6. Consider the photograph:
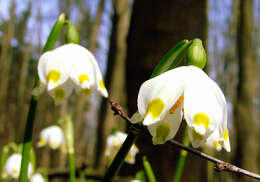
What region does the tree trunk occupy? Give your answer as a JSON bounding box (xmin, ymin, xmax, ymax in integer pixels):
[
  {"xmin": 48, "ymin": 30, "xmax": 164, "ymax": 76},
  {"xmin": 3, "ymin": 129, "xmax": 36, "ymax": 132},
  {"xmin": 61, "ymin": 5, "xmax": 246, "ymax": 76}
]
[
  {"xmin": 74, "ymin": 0, "xmax": 105, "ymax": 167},
  {"xmin": 125, "ymin": 0, "xmax": 207, "ymax": 181},
  {"xmin": 0, "ymin": 1, "xmax": 15, "ymax": 140},
  {"xmin": 234, "ymin": 0, "xmax": 259, "ymax": 181},
  {"xmin": 94, "ymin": 0, "xmax": 131, "ymax": 169}
]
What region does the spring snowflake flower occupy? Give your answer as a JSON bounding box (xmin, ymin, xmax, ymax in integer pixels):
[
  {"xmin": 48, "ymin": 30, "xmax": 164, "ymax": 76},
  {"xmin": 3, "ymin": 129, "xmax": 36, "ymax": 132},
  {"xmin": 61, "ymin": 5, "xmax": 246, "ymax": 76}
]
[
  {"xmin": 32, "ymin": 43, "xmax": 108, "ymax": 102},
  {"xmin": 3, "ymin": 154, "xmax": 33, "ymax": 179},
  {"xmin": 105, "ymin": 131, "xmax": 139, "ymax": 164},
  {"xmin": 31, "ymin": 173, "xmax": 45, "ymax": 182},
  {"xmin": 131, "ymin": 66, "xmax": 230, "ymax": 151},
  {"xmin": 37, "ymin": 126, "xmax": 65, "ymax": 150}
]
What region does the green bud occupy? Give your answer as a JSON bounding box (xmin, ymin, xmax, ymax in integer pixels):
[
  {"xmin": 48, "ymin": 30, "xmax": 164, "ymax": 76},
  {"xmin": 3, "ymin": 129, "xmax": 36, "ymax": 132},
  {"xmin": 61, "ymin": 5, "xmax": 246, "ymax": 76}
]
[
  {"xmin": 65, "ymin": 22, "xmax": 79, "ymax": 44},
  {"xmin": 185, "ymin": 38, "xmax": 206, "ymax": 69}
]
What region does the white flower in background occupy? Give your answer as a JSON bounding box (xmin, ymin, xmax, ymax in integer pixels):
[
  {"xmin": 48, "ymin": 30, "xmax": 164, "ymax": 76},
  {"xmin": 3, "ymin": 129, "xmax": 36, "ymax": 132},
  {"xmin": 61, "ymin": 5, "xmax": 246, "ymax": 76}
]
[
  {"xmin": 3, "ymin": 153, "xmax": 33, "ymax": 179},
  {"xmin": 31, "ymin": 173, "xmax": 45, "ymax": 182},
  {"xmin": 131, "ymin": 66, "xmax": 230, "ymax": 151},
  {"xmin": 105, "ymin": 131, "xmax": 139, "ymax": 164},
  {"xmin": 37, "ymin": 126, "xmax": 65, "ymax": 150},
  {"xmin": 131, "ymin": 180, "xmax": 142, "ymax": 182},
  {"xmin": 32, "ymin": 43, "xmax": 108, "ymax": 103}
]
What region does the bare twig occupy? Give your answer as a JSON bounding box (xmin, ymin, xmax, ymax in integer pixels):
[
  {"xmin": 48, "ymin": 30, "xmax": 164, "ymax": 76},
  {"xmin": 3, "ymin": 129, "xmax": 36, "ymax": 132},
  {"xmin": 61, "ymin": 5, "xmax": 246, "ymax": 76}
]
[{"xmin": 109, "ymin": 99, "xmax": 260, "ymax": 180}]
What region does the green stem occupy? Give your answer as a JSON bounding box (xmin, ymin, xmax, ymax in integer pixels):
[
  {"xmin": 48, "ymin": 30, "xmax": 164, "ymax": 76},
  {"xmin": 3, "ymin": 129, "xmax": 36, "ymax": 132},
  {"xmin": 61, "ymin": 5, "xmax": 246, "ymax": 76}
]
[
  {"xmin": 143, "ymin": 156, "xmax": 156, "ymax": 182},
  {"xmin": 18, "ymin": 98, "xmax": 37, "ymax": 182},
  {"xmin": 19, "ymin": 13, "xmax": 66, "ymax": 182},
  {"xmin": 68, "ymin": 153, "xmax": 76, "ymax": 182},
  {"xmin": 172, "ymin": 127, "xmax": 189, "ymax": 182},
  {"xmin": 102, "ymin": 132, "xmax": 137, "ymax": 182},
  {"xmin": 64, "ymin": 116, "xmax": 76, "ymax": 182}
]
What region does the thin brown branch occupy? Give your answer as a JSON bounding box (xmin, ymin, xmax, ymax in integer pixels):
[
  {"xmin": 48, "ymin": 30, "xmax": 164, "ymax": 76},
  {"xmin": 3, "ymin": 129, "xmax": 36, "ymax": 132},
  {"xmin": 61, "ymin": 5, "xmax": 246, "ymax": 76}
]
[{"xmin": 109, "ymin": 99, "xmax": 260, "ymax": 180}]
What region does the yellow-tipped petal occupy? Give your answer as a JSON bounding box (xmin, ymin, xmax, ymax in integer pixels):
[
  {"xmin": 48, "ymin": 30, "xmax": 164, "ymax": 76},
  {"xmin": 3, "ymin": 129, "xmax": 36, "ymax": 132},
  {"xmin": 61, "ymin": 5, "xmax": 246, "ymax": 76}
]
[{"xmin": 47, "ymin": 70, "xmax": 61, "ymax": 83}]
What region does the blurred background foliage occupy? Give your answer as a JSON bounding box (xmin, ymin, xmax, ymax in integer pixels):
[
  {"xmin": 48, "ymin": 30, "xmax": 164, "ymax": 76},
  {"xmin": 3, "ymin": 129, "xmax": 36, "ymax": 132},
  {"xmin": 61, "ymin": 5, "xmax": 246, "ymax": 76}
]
[{"xmin": 0, "ymin": 0, "xmax": 260, "ymax": 181}]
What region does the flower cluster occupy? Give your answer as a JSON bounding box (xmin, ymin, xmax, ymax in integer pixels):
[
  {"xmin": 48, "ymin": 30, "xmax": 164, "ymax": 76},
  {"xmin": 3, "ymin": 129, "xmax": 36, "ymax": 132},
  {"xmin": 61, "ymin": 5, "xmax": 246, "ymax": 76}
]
[
  {"xmin": 2, "ymin": 153, "xmax": 33, "ymax": 179},
  {"xmin": 37, "ymin": 126, "xmax": 66, "ymax": 150},
  {"xmin": 131, "ymin": 66, "xmax": 230, "ymax": 152},
  {"xmin": 105, "ymin": 131, "xmax": 139, "ymax": 164},
  {"xmin": 32, "ymin": 43, "xmax": 108, "ymax": 103}
]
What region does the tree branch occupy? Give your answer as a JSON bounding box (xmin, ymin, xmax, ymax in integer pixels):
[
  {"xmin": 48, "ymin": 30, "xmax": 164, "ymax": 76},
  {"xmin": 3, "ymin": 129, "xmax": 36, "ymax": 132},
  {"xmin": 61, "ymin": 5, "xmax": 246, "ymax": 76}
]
[{"xmin": 108, "ymin": 99, "xmax": 260, "ymax": 180}]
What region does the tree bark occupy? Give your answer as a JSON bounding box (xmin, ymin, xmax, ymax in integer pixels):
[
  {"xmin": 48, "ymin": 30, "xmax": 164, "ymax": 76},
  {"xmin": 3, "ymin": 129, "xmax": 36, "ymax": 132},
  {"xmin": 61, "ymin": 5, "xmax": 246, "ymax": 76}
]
[
  {"xmin": 125, "ymin": 0, "xmax": 207, "ymax": 181},
  {"xmin": 94, "ymin": 0, "xmax": 131, "ymax": 169},
  {"xmin": 234, "ymin": 0, "xmax": 259, "ymax": 181}
]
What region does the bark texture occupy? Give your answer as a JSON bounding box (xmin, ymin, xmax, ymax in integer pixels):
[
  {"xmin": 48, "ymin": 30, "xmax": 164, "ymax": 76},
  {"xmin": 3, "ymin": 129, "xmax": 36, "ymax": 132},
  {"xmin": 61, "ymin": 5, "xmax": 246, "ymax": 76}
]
[{"xmin": 235, "ymin": 0, "xmax": 259, "ymax": 181}]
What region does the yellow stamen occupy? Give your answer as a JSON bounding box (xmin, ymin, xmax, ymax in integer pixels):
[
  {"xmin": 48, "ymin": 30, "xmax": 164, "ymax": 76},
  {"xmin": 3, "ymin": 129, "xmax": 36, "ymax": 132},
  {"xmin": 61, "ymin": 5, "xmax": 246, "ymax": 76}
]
[
  {"xmin": 214, "ymin": 141, "xmax": 220, "ymax": 149},
  {"xmin": 38, "ymin": 138, "xmax": 46, "ymax": 147},
  {"xmin": 54, "ymin": 87, "xmax": 65, "ymax": 101},
  {"xmin": 170, "ymin": 94, "xmax": 184, "ymax": 114},
  {"xmin": 193, "ymin": 113, "xmax": 210, "ymax": 129},
  {"xmin": 222, "ymin": 128, "xmax": 229, "ymax": 141},
  {"xmin": 155, "ymin": 123, "xmax": 170, "ymax": 142},
  {"xmin": 99, "ymin": 80, "xmax": 105, "ymax": 89},
  {"xmin": 50, "ymin": 142, "xmax": 57, "ymax": 149},
  {"xmin": 79, "ymin": 74, "xmax": 90, "ymax": 84},
  {"xmin": 146, "ymin": 98, "xmax": 165, "ymax": 119},
  {"xmin": 47, "ymin": 70, "xmax": 61, "ymax": 83},
  {"xmin": 12, "ymin": 169, "xmax": 19, "ymax": 175}
]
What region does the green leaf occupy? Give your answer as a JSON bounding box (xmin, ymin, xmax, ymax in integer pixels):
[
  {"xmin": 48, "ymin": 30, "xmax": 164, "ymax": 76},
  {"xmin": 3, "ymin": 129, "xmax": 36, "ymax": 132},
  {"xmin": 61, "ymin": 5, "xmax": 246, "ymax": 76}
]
[
  {"xmin": 143, "ymin": 156, "xmax": 156, "ymax": 182},
  {"xmin": 150, "ymin": 39, "xmax": 192, "ymax": 78},
  {"xmin": 136, "ymin": 170, "xmax": 147, "ymax": 182},
  {"xmin": 42, "ymin": 13, "xmax": 66, "ymax": 53}
]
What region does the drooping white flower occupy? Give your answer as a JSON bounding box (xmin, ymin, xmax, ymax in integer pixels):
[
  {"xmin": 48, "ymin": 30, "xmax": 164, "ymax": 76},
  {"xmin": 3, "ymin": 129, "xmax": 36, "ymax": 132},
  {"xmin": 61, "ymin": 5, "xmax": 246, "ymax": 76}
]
[
  {"xmin": 33, "ymin": 43, "xmax": 108, "ymax": 102},
  {"xmin": 31, "ymin": 173, "xmax": 45, "ymax": 182},
  {"xmin": 133, "ymin": 66, "xmax": 231, "ymax": 151},
  {"xmin": 3, "ymin": 153, "xmax": 33, "ymax": 179},
  {"xmin": 105, "ymin": 131, "xmax": 139, "ymax": 164},
  {"xmin": 37, "ymin": 126, "xmax": 65, "ymax": 150}
]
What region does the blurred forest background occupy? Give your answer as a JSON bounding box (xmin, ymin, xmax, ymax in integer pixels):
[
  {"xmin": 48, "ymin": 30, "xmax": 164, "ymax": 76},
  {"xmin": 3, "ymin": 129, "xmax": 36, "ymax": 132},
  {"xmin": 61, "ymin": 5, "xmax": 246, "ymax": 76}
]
[{"xmin": 0, "ymin": 0, "xmax": 260, "ymax": 181}]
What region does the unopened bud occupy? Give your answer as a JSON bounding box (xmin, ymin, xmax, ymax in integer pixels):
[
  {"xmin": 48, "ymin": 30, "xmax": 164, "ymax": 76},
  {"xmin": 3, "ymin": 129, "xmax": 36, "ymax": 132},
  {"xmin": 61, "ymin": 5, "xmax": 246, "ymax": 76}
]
[
  {"xmin": 65, "ymin": 22, "xmax": 79, "ymax": 44},
  {"xmin": 185, "ymin": 38, "xmax": 206, "ymax": 69}
]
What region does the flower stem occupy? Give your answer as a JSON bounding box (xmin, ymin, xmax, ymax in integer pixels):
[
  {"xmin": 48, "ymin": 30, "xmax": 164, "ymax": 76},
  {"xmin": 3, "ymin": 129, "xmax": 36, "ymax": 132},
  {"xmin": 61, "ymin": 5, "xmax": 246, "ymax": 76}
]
[
  {"xmin": 68, "ymin": 153, "xmax": 76, "ymax": 182},
  {"xmin": 102, "ymin": 131, "xmax": 137, "ymax": 182},
  {"xmin": 172, "ymin": 127, "xmax": 189, "ymax": 182},
  {"xmin": 143, "ymin": 156, "xmax": 156, "ymax": 182},
  {"xmin": 19, "ymin": 98, "xmax": 37, "ymax": 182},
  {"xmin": 64, "ymin": 115, "xmax": 76, "ymax": 182},
  {"xmin": 18, "ymin": 13, "xmax": 66, "ymax": 182}
]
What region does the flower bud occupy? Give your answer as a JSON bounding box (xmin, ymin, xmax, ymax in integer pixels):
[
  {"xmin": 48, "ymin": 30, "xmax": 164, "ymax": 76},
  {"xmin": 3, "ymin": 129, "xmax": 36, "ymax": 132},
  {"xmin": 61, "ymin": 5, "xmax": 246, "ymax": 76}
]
[
  {"xmin": 65, "ymin": 22, "xmax": 79, "ymax": 44},
  {"xmin": 185, "ymin": 38, "xmax": 206, "ymax": 69}
]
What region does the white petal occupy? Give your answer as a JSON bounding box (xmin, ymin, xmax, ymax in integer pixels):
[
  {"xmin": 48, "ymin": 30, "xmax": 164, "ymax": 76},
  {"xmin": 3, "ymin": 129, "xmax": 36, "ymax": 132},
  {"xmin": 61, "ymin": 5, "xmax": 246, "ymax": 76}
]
[
  {"xmin": 184, "ymin": 77, "xmax": 224, "ymax": 137},
  {"xmin": 31, "ymin": 173, "xmax": 45, "ymax": 182},
  {"xmin": 148, "ymin": 101, "xmax": 183, "ymax": 144},
  {"xmin": 38, "ymin": 47, "xmax": 72, "ymax": 90},
  {"xmin": 137, "ymin": 67, "xmax": 189, "ymax": 126},
  {"xmin": 47, "ymin": 81, "xmax": 74, "ymax": 103}
]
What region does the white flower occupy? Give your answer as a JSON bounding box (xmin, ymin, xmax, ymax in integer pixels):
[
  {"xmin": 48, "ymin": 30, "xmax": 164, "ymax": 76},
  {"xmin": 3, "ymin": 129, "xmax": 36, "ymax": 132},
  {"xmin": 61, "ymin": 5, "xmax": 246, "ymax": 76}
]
[
  {"xmin": 31, "ymin": 173, "xmax": 45, "ymax": 182},
  {"xmin": 105, "ymin": 131, "xmax": 139, "ymax": 164},
  {"xmin": 37, "ymin": 126, "xmax": 65, "ymax": 150},
  {"xmin": 3, "ymin": 154, "xmax": 33, "ymax": 179},
  {"xmin": 33, "ymin": 43, "xmax": 108, "ymax": 102},
  {"xmin": 132, "ymin": 66, "xmax": 230, "ymax": 151}
]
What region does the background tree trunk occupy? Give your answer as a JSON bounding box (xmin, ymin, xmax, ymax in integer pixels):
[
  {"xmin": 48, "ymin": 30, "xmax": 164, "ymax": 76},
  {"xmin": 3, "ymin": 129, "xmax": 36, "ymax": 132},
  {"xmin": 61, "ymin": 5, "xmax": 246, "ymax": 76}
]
[
  {"xmin": 234, "ymin": 0, "xmax": 259, "ymax": 181},
  {"xmin": 95, "ymin": 0, "xmax": 131, "ymax": 169},
  {"xmin": 125, "ymin": 0, "xmax": 207, "ymax": 181}
]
